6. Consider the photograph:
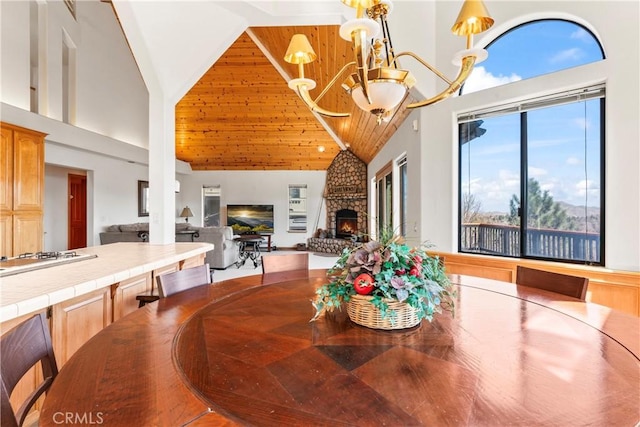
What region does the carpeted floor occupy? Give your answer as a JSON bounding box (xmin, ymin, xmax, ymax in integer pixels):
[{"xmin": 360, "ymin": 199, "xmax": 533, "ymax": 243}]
[{"xmin": 212, "ymin": 250, "xmax": 339, "ymax": 283}]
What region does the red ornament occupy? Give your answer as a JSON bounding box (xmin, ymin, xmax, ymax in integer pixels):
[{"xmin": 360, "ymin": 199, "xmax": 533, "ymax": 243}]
[{"xmin": 353, "ymin": 273, "xmax": 375, "ymax": 295}]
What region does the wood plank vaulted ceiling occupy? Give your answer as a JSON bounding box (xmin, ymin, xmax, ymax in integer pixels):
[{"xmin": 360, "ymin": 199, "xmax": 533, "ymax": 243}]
[{"xmin": 175, "ymin": 26, "xmax": 418, "ymax": 171}]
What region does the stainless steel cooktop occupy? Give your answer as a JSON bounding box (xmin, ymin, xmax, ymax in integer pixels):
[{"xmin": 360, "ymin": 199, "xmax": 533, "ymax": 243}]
[{"xmin": 0, "ymin": 251, "xmax": 98, "ymax": 277}]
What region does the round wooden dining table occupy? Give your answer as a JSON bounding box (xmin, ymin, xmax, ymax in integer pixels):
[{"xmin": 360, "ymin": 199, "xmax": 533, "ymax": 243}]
[{"xmin": 40, "ymin": 270, "xmax": 639, "ymax": 426}]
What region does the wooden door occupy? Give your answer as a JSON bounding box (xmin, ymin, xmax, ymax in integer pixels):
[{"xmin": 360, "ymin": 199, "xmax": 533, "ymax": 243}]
[{"xmin": 68, "ymin": 174, "xmax": 87, "ymax": 249}]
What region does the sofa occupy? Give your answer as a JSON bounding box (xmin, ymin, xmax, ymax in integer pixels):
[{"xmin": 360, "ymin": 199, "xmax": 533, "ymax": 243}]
[{"xmin": 99, "ymin": 223, "xmax": 240, "ymax": 269}]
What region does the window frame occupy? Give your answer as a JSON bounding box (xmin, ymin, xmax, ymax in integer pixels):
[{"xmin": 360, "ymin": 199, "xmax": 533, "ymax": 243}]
[
  {"xmin": 202, "ymin": 185, "xmax": 221, "ymax": 227},
  {"xmin": 374, "ymin": 162, "xmax": 393, "ymax": 239},
  {"xmin": 457, "ymin": 87, "xmax": 606, "ymax": 266},
  {"xmin": 287, "ymin": 184, "xmax": 308, "ymax": 233}
]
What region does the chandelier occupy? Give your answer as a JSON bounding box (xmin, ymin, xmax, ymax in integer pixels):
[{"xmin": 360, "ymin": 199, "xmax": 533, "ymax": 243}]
[{"xmin": 284, "ymin": 0, "xmax": 494, "ymax": 124}]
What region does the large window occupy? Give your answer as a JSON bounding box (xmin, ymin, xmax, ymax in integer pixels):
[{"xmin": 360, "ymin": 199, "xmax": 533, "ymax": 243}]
[
  {"xmin": 459, "ymin": 86, "xmax": 604, "ymax": 264},
  {"xmin": 202, "ymin": 186, "xmax": 221, "ymax": 227},
  {"xmin": 398, "ymin": 156, "xmax": 407, "ymax": 237},
  {"xmin": 462, "ymin": 20, "xmax": 604, "ymax": 95},
  {"xmin": 375, "ymin": 163, "xmax": 393, "ymax": 238},
  {"xmin": 288, "ymin": 184, "xmax": 307, "ymax": 232},
  {"xmin": 458, "ymin": 19, "xmax": 605, "ymax": 265}
]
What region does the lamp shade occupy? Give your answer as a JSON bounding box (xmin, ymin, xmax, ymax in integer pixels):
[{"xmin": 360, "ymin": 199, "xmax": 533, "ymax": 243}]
[
  {"xmin": 451, "ymin": 0, "xmax": 494, "ymax": 36},
  {"xmin": 343, "ymin": 68, "xmax": 415, "ymax": 114},
  {"xmin": 284, "ymin": 34, "xmax": 317, "ymax": 64},
  {"xmin": 180, "ymin": 206, "xmax": 194, "ymax": 222},
  {"xmin": 341, "ymin": 0, "xmax": 375, "ymax": 9}
]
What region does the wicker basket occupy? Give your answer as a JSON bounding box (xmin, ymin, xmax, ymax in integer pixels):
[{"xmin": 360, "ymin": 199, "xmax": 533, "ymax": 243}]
[{"xmin": 346, "ymin": 294, "xmax": 421, "ymax": 330}]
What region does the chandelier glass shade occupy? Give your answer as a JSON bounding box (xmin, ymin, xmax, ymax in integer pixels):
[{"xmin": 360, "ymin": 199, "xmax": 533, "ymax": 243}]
[{"xmin": 284, "ymin": 0, "xmax": 494, "ymax": 124}]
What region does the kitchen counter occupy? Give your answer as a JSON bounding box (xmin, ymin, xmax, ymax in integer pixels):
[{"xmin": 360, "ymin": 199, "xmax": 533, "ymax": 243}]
[{"xmin": 0, "ymin": 242, "xmax": 213, "ymax": 322}]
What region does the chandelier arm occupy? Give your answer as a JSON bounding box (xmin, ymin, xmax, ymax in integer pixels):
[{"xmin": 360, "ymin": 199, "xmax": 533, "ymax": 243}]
[
  {"xmin": 391, "ymin": 52, "xmax": 454, "ymax": 86},
  {"xmin": 381, "ymin": 15, "xmax": 395, "ymax": 69},
  {"xmin": 313, "ymin": 61, "xmax": 358, "ymax": 104},
  {"xmin": 293, "ymin": 83, "xmax": 350, "ymax": 118},
  {"xmin": 353, "ymin": 28, "xmax": 372, "ymax": 104},
  {"xmin": 407, "ymin": 56, "xmax": 477, "ymax": 109}
]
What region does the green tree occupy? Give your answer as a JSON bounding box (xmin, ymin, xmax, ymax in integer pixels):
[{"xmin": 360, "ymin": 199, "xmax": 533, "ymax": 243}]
[{"xmin": 508, "ymin": 178, "xmax": 577, "ymax": 230}]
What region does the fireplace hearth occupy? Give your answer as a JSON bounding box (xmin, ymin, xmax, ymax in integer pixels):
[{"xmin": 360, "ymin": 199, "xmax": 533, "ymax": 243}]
[{"xmin": 336, "ymin": 209, "xmax": 357, "ymax": 239}]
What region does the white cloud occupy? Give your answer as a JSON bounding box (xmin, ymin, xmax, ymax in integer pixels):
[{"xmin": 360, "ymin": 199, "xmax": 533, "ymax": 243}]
[
  {"xmin": 462, "ymin": 66, "xmax": 521, "ymax": 94},
  {"xmin": 549, "ymin": 48, "xmax": 583, "ymax": 64},
  {"xmin": 528, "ymin": 166, "xmax": 548, "ymax": 178},
  {"xmin": 575, "ymin": 179, "xmax": 600, "ymax": 197},
  {"xmin": 572, "ymin": 117, "xmax": 591, "ymax": 130},
  {"xmin": 498, "ymin": 169, "xmax": 520, "ymax": 188},
  {"xmin": 566, "ymin": 157, "xmax": 581, "ymax": 165},
  {"xmin": 570, "ymin": 28, "xmax": 590, "ymax": 42}
]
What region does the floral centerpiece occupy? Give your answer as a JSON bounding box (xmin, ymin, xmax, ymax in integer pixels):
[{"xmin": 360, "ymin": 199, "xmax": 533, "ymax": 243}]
[{"xmin": 311, "ymin": 233, "xmax": 455, "ymax": 329}]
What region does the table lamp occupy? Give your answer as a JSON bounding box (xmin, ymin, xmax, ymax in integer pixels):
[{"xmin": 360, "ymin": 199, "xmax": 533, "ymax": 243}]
[{"xmin": 180, "ymin": 206, "xmax": 194, "ymax": 223}]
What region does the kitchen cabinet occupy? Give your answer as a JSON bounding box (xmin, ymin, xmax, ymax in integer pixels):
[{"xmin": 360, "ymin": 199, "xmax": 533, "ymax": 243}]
[
  {"xmin": 0, "ymin": 243, "xmax": 211, "ymax": 423},
  {"xmin": 51, "ymin": 287, "xmax": 112, "ymax": 366},
  {"xmin": 112, "ymin": 272, "xmax": 152, "ymax": 320},
  {"xmin": 0, "ymin": 122, "xmax": 46, "ymax": 257}
]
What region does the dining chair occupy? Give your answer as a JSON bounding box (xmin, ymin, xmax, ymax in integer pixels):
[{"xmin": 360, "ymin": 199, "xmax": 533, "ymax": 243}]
[
  {"xmin": 157, "ymin": 263, "xmax": 212, "ymax": 298},
  {"xmin": 1, "ymin": 312, "xmax": 59, "ymax": 427},
  {"xmin": 516, "ymin": 266, "xmax": 589, "ymax": 300},
  {"xmin": 261, "ymin": 252, "xmax": 309, "ymax": 274}
]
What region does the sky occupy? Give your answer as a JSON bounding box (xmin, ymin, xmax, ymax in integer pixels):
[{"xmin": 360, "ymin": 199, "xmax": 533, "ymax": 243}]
[{"xmin": 459, "ymin": 20, "xmax": 603, "ymax": 214}]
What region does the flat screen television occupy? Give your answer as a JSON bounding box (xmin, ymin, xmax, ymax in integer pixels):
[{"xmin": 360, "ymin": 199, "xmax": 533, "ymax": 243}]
[{"xmin": 226, "ymin": 204, "xmax": 274, "ymax": 234}]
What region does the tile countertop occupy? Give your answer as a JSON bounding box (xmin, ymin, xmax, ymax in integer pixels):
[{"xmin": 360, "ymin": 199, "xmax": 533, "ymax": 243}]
[{"xmin": 0, "ymin": 242, "xmax": 213, "ymax": 323}]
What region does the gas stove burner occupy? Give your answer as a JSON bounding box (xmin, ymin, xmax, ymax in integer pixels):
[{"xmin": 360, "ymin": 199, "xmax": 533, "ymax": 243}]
[
  {"xmin": 16, "ymin": 251, "xmax": 80, "ymax": 260},
  {"xmin": 37, "ymin": 251, "xmax": 61, "ymax": 259},
  {"xmin": 17, "ymin": 252, "xmax": 36, "ymax": 259}
]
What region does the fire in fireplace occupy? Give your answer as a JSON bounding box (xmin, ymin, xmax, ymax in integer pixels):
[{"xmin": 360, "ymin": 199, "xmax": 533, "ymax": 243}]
[{"xmin": 336, "ymin": 209, "xmax": 358, "ymax": 239}]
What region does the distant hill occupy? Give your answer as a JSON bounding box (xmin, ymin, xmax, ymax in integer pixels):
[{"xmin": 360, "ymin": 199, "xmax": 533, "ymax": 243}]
[
  {"xmin": 476, "ymin": 201, "xmax": 600, "ymax": 233},
  {"xmin": 557, "ymin": 201, "xmax": 600, "ymax": 219}
]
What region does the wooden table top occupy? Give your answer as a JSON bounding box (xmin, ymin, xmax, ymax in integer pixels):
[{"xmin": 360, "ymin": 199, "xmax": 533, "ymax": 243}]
[{"xmin": 40, "ymin": 271, "xmax": 640, "ymax": 426}]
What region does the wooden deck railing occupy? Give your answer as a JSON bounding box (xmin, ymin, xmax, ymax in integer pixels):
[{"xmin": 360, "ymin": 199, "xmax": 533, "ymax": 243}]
[{"xmin": 461, "ymin": 223, "xmax": 600, "ymax": 263}]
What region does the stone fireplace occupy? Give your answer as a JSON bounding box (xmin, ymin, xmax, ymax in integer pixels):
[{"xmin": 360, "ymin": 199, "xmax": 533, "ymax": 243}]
[{"xmin": 307, "ymin": 150, "xmax": 368, "ymax": 254}]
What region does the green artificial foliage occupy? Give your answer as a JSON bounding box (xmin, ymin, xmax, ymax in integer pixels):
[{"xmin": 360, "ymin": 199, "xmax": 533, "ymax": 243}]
[{"xmin": 311, "ymin": 232, "xmax": 455, "ymax": 324}]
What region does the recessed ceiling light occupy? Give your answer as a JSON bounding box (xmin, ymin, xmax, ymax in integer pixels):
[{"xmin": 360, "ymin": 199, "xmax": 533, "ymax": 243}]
[{"xmin": 318, "ymin": 145, "xmax": 325, "ymax": 152}]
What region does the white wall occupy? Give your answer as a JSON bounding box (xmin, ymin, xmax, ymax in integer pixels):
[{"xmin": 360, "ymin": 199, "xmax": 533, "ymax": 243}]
[
  {"xmin": 367, "ymin": 110, "xmax": 424, "ymax": 247},
  {"xmin": 370, "ymin": 1, "xmax": 640, "ymax": 271},
  {"xmin": 74, "ymin": 1, "xmax": 148, "ymax": 146},
  {"xmin": 0, "ymin": 0, "xmax": 148, "ymax": 147},
  {"xmin": 45, "ymin": 143, "xmax": 150, "ymax": 248},
  {"xmin": 178, "ymin": 170, "xmax": 328, "ymax": 249}
]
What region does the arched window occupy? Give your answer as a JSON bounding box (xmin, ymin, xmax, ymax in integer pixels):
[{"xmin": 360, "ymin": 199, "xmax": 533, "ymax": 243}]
[
  {"xmin": 457, "ymin": 19, "xmax": 606, "ymax": 266},
  {"xmin": 462, "ymin": 19, "xmax": 604, "ymax": 95}
]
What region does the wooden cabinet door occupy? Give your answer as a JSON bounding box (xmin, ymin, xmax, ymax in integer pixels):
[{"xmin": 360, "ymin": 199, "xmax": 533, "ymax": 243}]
[
  {"xmin": 51, "ymin": 287, "xmax": 112, "ymax": 367},
  {"xmin": 180, "ymin": 253, "xmax": 205, "ymax": 270},
  {"xmin": 0, "ymin": 213, "xmax": 11, "ymax": 257},
  {"xmin": 0, "ymin": 127, "xmax": 12, "ymax": 211},
  {"xmin": 13, "ymin": 211, "xmax": 43, "ymax": 255},
  {"xmin": 112, "ymin": 273, "xmax": 152, "ymax": 320},
  {"xmin": 12, "ymin": 128, "xmax": 44, "ymax": 211}
]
